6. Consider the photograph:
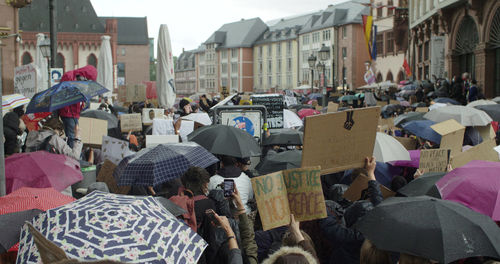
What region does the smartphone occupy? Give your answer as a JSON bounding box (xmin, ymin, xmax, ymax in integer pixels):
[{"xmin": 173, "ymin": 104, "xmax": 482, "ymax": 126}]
[
  {"xmin": 205, "ymin": 209, "xmax": 219, "ymax": 226},
  {"xmin": 223, "ymin": 179, "xmax": 235, "ymax": 197}
]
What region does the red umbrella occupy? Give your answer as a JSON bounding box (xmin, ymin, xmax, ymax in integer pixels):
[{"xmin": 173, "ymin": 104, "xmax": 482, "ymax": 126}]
[
  {"xmin": 21, "ymin": 112, "xmax": 51, "ymax": 131},
  {"xmin": 6, "ymin": 151, "xmax": 83, "ymax": 194},
  {"xmin": 297, "ymin": 108, "xmax": 320, "ymax": 120}
]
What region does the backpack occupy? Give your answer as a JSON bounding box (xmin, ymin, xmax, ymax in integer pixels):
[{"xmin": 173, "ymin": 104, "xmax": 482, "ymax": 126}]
[
  {"xmin": 168, "ymin": 188, "xmax": 207, "ymax": 232},
  {"xmin": 31, "ymin": 135, "xmax": 57, "ymax": 154}
]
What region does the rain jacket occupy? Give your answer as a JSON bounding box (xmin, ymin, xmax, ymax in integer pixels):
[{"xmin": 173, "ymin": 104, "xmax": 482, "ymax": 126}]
[
  {"xmin": 3, "ymin": 112, "xmax": 21, "ymax": 155},
  {"xmin": 25, "ymin": 129, "xmax": 82, "ymax": 160},
  {"xmin": 58, "ymin": 65, "xmax": 97, "ymax": 118},
  {"xmin": 208, "ymin": 166, "xmax": 254, "ymax": 213},
  {"xmin": 238, "ymin": 212, "xmax": 258, "ymax": 264}
]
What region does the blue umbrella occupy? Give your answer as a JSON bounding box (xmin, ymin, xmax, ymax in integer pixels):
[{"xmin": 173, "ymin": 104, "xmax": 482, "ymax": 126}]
[
  {"xmin": 343, "ymin": 162, "xmax": 400, "ymax": 188},
  {"xmin": 402, "ymin": 120, "xmax": 441, "ymax": 144},
  {"xmin": 308, "ymin": 93, "xmax": 322, "ymax": 100},
  {"xmin": 401, "ymin": 84, "xmax": 417, "ymax": 91},
  {"xmin": 115, "ymin": 142, "xmax": 218, "ymax": 187},
  {"xmin": 433, "ymin": 97, "xmax": 460, "ymax": 105},
  {"xmin": 26, "ymin": 81, "xmax": 109, "ymax": 114}
]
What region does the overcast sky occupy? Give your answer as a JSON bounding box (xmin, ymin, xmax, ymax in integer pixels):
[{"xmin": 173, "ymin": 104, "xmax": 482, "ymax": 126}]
[{"xmin": 90, "ymin": 0, "xmax": 350, "ymax": 56}]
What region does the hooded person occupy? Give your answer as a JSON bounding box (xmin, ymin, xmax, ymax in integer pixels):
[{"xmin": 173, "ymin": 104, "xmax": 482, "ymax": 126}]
[
  {"xmin": 177, "ymin": 98, "xmax": 192, "ymax": 117},
  {"xmin": 208, "ymin": 156, "xmax": 254, "ymax": 213},
  {"xmin": 3, "ymin": 106, "xmax": 25, "ymax": 156},
  {"xmin": 58, "ymin": 65, "xmax": 97, "ymax": 148}
]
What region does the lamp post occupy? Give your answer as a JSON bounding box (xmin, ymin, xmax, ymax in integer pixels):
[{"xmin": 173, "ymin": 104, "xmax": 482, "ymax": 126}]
[
  {"xmin": 308, "ymin": 54, "xmax": 316, "ymax": 94},
  {"xmin": 39, "ymin": 37, "xmax": 51, "ymax": 88},
  {"xmin": 318, "ymin": 44, "xmax": 330, "ymax": 108}
]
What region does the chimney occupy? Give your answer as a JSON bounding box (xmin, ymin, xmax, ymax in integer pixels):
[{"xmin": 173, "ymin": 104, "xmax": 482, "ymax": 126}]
[{"xmin": 182, "ymin": 48, "xmax": 185, "ymax": 53}]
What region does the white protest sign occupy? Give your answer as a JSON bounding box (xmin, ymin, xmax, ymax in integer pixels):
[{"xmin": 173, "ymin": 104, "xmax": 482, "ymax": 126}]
[
  {"xmin": 152, "ymin": 119, "xmax": 175, "ymax": 135},
  {"xmin": 101, "ymin": 136, "xmax": 135, "ymax": 165},
  {"xmin": 142, "ymin": 108, "xmax": 165, "ymax": 124},
  {"xmin": 179, "ymin": 120, "xmax": 194, "ymax": 142},
  {"xmin": 14, "ymin": 64, "xmax": 37, "ymax": 98}
]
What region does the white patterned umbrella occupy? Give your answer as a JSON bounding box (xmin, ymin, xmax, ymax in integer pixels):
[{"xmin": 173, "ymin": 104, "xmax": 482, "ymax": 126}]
[
  {"xmin": 2, "ymin": 94, "xmax": 29, "ymax": 111},
  {"xmin": 424, "ymin": 105, "xmax": 492, "ymax": 126},
  {"xmin": 283, "ymin": 109, "xmax": 303, "ymax": 128},
  {"xmin": 373, "ymin": 132, "xmax": 410, "ymax": 163},
  {"xmin": 16, "ymin": 191, "xmax": 207, "ymax": 263}
]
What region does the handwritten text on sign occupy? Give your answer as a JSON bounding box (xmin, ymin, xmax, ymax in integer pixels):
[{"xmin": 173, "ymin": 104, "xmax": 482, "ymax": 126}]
[
  {"xmin": 251, "ymin": 94, "xmax": 284, "ymax": 129},
  {"xmin": 252, "ymin": 166, "xmax": 326, "ymax": 230},
  {"xmin": 419, "ymin": 149, "xmax": 450, "ymax": 173},
  {"xmin": 14, "ymin": 64, "xmax": 37, "ymax": 98}
]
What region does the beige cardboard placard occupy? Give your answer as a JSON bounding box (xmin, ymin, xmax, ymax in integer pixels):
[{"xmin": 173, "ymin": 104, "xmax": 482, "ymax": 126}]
[
  {"xmin": 451, "ymin": 139, "xmax": 500, "ymax": 168},
  {"xmin": 376, "ymin": 101, "xmax": 387, "ymax": 107},
  {"xmin": 476, "ymin": 124, "xmax": 495, "ymax": 140},
  {"xmin": 142, "ymin": 108, "xmax": 165, "ymax": 124},
  {"xmin": 431, "ymin": 119, "xmax": 465, "ymax": 156},
  {"xmin": 252, "ymin": 166, "xmax": 326, "ymax": 231},
  {"xmin": 126, "ymin": 84, "xmax": 146, "ymax": 102},
  {"xmin": 120, "ymin": 113, "xmax": 142, "ymax": 132},
  {"xmin": 315, "ymin": 105, "xmax": 323, "ymax": 111},
  {"xmin": 302, "ymin": 107, "xmax": 380, "ymax": 174},
  {"xmin": 327, "ymin": 102, "xmax": 339, "ymax": 113},
  {"xmin": 419, "ymin": 149, "xmax": 451, "ymax": 173},
  {"xmin": 79, "ymin": 117, "xmax": 108, "ymax": 146},
  {"xmin": 415, "ymin": 107, "xmax": 429, "ymax": 113},
  {"xmin": 343, "ymin": 174, "xmax": 395, "ymax": 201},
  {"xmin": 378, "ymin": 117, "xmax": 396, "ymax": 132},
  {"xmin": 393, "ymin": 136, "xmax": 417, "ymax": 150},
  {"xmin": 97, "ymin": 160, "xmax": 131, "ymax": 195},
  {"xmin": 389, "ymin": 100, "xmax": 399, "ymax": 105}
]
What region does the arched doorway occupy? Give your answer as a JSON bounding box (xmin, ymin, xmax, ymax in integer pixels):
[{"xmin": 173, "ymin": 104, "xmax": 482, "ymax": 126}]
[
  {"xmin": 490, "ymin": 8, "xmax": 500, "ymax": 95},
  {"xmin": 376, "ymin": 73, "xmax": 383, "ymax": 83},
  {"xmin": 397, "ymin": 71, "xmax": 405, "ymax": 83},
  {"xmin": 87, "ymin": 53, "xmax": 97, "ymax": 68},
  {"xmin": 455, "ymin": 16, "xmax": 479, "ymax": 79},
  {"xmin": 386, "ymin": 71, "xmax": 394, "ymax": 82},
  {"xmin": 55, "ymin": 53, "xmax": 65, "ymax": 71},
  {"xmin": 21, "ymin": 52, "xmax": 33, "ymax": 65}
]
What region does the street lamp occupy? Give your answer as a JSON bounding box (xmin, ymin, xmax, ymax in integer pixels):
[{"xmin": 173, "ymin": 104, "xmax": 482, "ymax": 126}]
[
  {"xmin": 308, "ymin": 54, "xmax": 317, "ymax": 94},
  {"xmin": 38, "ymin": 37, "xmax": 51, "ymax": 88},
  {"xmin": 318, "ymin": 44, "xmax": 330, "ymax": 108}
]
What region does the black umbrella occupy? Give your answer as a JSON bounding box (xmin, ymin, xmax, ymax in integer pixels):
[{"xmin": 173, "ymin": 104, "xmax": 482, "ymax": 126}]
[
  {"xmin": 288, "ymin": 104, "xmax": 313, "ymax": 111},
  {"xmin": 474, "ymin": 104, "xmax": 500, "ymax": 122},
  {"xmin": 0, "ymin": 209, "xmax": 43, "ymax": 253},
  {"xmin": 355, "ymin": 196, "xmax": 500, "ymax": 263},
  {"xmin": 155, "ymin": 197, "xmax": 186, "ymax": 217},
  {"xmin": 397, "ymin": 172, "xmax": 444, "ymax": 198},
  {"xmin": 187, "ymin": 124, "xmax": 261, "ymax": 158},
  {"xmin": 113, "ymin": 105, "xmax": 129, "ymax": 113},
  {"xmin": 394, "ymin": 112, "xmax": 426, "ymax": 128},
  {"xmin": 263, "ymin": 129, "xmax": 303, "ymax": 146},
  {"xmin": 381, "ymin": 104, "xmax": 399, "ymax": 116},
  {"xmin": 81, "ymin": 109, "xmax": 119, "ymax": 129},
  {"xmin": 411, "ymin": 102, "xmax": 427, "ymax": 108},
  {"xmin": 255, "ymin": 150, "xmax": 302, "ymax": 175}
]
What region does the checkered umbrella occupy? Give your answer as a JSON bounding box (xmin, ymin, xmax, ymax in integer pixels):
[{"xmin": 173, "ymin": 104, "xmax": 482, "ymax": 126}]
[
  {"xmin": 17, "ymin": 191, "xmax": 207, "ymax": 263},
  {"xmin": 115, "ymin": 142, "xmax": 218, "ymax": 187}
]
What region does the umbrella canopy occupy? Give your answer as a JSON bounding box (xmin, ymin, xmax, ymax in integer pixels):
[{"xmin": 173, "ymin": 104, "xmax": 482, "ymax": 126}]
[
  {"xmin": 264, "ymin": 129, "xmax": 303, "ymax": 146},
  {"xmin": 466, "ymin": 99, "xmax": 496, "ymax": 108},
  {"xmin": 25, "ymin": 81, "xmax": 109, "ymax": 114},
  {"xmin": 0, "ymin": 209, "xmax": 42, "ymax": 253},
  {"xmin": 17, "ymin": 191, "xmax": 207, "ymax": 263},
  {"xmin": 390, "ymin": 149, "xmax": 420, "ymax": 168},
  {"xmin": 411, "ymin": 102, "xmax": 427, "ymax": 108},
  {"xmin": 402, "ymin": 120, "xmax": 441, "ymax": 144},
  {"xmin": 397, "ymin": 172, "xmax": 444, "ymax": 198},
  {"xmin": 399, "ymin": 100, "xmax": 410, "ymax": 107},
  {"xmin": 297, "ymin": 108, "xmax": 320, "ymax": 120},
  {"xmin": 492, "ymin": 96, "xmax": 500, "ymax": 104},
  {"xmin": 0, "ymin": 187, "xmax": 75, "ymax": 215},
  {"xmin": 437, "ymin": 160, "xmax": 500, "ymax": 221},
  {"xmin": 424, "ymin": 105, "xmax": 492, "ymax": 126},
  {"xmin": 157, "ymin": 24, "xmax": 176, "ymax": 108},
  {"xmin": 5, "ymin": 152, "xmax": 83, "ymax": 194},
  {"xmin": 343, "ymin": 162, "xmax": 401, "ymax": 189},
  {"xmin": 355, "ymin": 196, "xmax": 500, "ymax": 263},
  {"xmin": 21, "ymin": 112, "xmax": 52, "ymax": 131},
  {"xmin": 474, "ymin": 104, "xmax": 500, "ymax": 122},
  {"xmin": 308, "ymin": 93, "xmax": 322, "ymax": 100},
  {"xmin": 429, "ymin": 102, "xmax": 448, "ymax": 110},
  {"xmin": 2, "ymin": 94, "xmax": 29, "ymax": 111},
  {"xmin": 338, "ymin": 95, "xmax": 358, "ymax": 102},
  {"xmin": 80, "ymin": 109, "xmax": 118, "ymax": 129},
  {"xmin": 187, "ymin": 124, "xmax": 261, "ymax": 158},
  {"xmin": 283, "ymin": 109, "xmax": 303, "ymax": 128},
  {"xmin": 433, "ymin": 97, "xmax": 460, "ymax": 105},
  {"xmin": 373, "ymin": 132, "xmax": 410, "ymax": 163},
  {"xmin": 96, "ymin": 35, "xmax": 113, "ymax": 98},
  {"xmin": 394, "ymin": 112, "xmax": 425, "ymax": 127},
  {"xmin": 255, "ymin": 150, "xmax": 302, "ymax": 175},
  {"xmin": 115, "ymin": 142, "xmax": 218, "ymax": 187}
]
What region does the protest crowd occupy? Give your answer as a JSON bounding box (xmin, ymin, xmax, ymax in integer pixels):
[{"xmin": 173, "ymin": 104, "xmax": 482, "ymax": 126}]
[{"xmin": 2, "ymin": 64, "xmax": 500, "ymax": 264}]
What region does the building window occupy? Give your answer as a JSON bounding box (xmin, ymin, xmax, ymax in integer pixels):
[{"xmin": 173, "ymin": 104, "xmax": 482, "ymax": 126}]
[
  {"xmin": 259, "ymin": 77, "xmax": 263, "ymax": 87},
  {"xmin": 231, "ymin": 63, "xmax": 238, "ymax": 73},
  {"xmin": 259, "ymin": 46, "xmax": 263, "ymax": 58},
  {"xmin": 268, "ymin": 76, "xmax": 272, "ymax": 86},
  {"xmin": 231, "ymin": 48, "xmax": 238, "ymax": 58},
  {"xmin": 424, "ymin": 41, "xmax": 429, "ymax": 61},
  {"xmin": 286, "ymin": 74, "xmax": 292, "ymax": 87},
  {"xmin": 376, "ymin": 33, "xmax": 384, "ymax": 56},
  {"xmin": 221, "ymin": 78, "xmax": 228, "ymax": 87},
  {"xmin": 87, "ymin": 54, "xmax": 97, "ymax": 67},
  {"xmin": 221, "ymin": 49, "xmax": 227, "ymax": 59},
  {"xmin": 386, "ymin": 71, "xmax": 394, "ymax": 82},
  {"xmin": 303, "ymin": 34, "xmax": 310, "ymax": 44},
  {"xmin": 277, "ymin": 59, "xmax": 282, "ymax": 73},
  {"xmin": 342, "ymin": 47, "xmax": 347, "ymax": 58},
  {"xmin": 342, "ymin": 67, "xmax": 347, "ymax": 82},
  {"xmin": 231, "ymin": 77, "xmax": 237, "ymax": 89},
  {"xmin": 287, "ymin": 41, "xmax": 292, "ymax": 56},
  {"xmin": 312, "ymin": 32, "xmax": 320, "ymax": 43},
  {"xmin": 418, "ymin": 45, "xmax": 423, "ymax": 63},
  {"xmin": 222, "ymin": 63, "xmax": 227, "ymax": 74},
  {"xmin": 121, "ymin": 48, "xmax": 126, "ymax": 56},
  {"xmin": 386, "ymin": 31, "xmax": 394, "ymax": 54},
  {"xmin": 259, "ymin": 62, "xmax": 263, "ymax": 73},
  {"xmin": 55, "ymin": 53, "xmax": 65, "ymax": 71},
  {"xmin": 287, "ymin": 58, "xmax": 292, "ymax": 72},
  {"xmin": 342, "ymin": 27, "xmax": 347, "ymax": 38},
  {"xmin": 267, "ymin": 61, "xmax": 272, "ymax": 73},
  {"xmin": 303, "ymin": 69, "xmax": 309, "ymax": 82},
  {"xmin": 323, "ymin": 30, "xmax": 331, "ymax": 41},
  {"xmin": 276, "ymin": 43, "xmax": 281, "ymax": 57},
  {"xmin": 387, "ymin": 0, "xmax": 394, "ymax": 16},
  {"xmin": 117, "ymin": 62, "xmax": 125, "ymax": 78},
  {"xmin": 377, "ymin": 6, "xmax": 383, "ymax": 18},
  {"xmin": 21, "ymin": 52, "xmax": 33, "ymax": 65}
]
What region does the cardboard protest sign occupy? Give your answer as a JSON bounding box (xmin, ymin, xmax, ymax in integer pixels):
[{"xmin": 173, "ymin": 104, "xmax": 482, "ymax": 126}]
[
  {"xmin": 251, "ymin": 94, "xmax": 284, "ymax": 129},
  {"xmin": 79, "ymin": 117, "xmax": 108, "ymax": 146},
  {"xmin": 476, "ymin": 124, "xmax": 495, "ymax": 141},
  {"xmin": 431, "ymin": 119, "xmax": 465, "ymax": 156},
  {"xmin": 376, "ymin": 101, "xmax": 387, "ymax": 107},
  {"xmin": 343, "ymin": 174, "xmax": 395, "ymax": 201},
  {"xmin": 451, "ymin": 139, "xmax": 500, "ymax": 168},
  {"xmin": 378, "ymin": 117, "xmax": 396, "ymax": 132},
  {"xmin": 419, "ymin": 149, "xmax": 451, "ymax": 173},
  {"xmin": 142, "ymin": 108, "xmax": 164, "ymax": 124},
  {"xmin": 327, "ymin": 102, "xmax": 339, "ymax": 113},
  {"xmin": 101, "ymin": 136, "xmax": 134, "ymax": 165},
  {"xmin": 120, "ymin": 113, "xmax": 142, "ymax": 132},
  {"xmin": 415, "ymin": 107, "xmax": 429, "ymax": 113},
  {"xmin": 393, "ymin": 136, "xmax": 417, "ymax": 150},
  {"xmin": 315, "ymin": 105, "xmax": 323, "ymax": 111},
  {"xmin": 126, "ymin": 84, "xmax": 146, "ymax": 102},
  {"xmin": 97, "ymin": 160, "xmax": 131, "ymax": 195},
  {"xmin": 251, "ymin": 166, "xmax": 326, "ymax": 231},
  {"xmin": 14, "ymin": 64, "xmax": 37, "ymax": 98},
  {"xmin": 302, "ymin": 107, "xmax": 380, "ymax": 174},
  {"xmin": 146, "ymin": 135, "xmax": 179, "ymax": 148}
]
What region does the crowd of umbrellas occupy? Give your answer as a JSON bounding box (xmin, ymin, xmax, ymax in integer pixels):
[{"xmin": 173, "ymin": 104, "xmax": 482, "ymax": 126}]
[{"xmin": 1, "ymin": 76, "xmax": 500, "ymax": 264}]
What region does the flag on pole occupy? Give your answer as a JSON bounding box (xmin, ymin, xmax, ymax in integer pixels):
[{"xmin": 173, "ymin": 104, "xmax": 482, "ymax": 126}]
[
  {"xmin": 362, "ymin": 15, "xmax": 373, "ymax": 60},
  {"xmin": 403, "ymin": 58, "xmax": 412, "ymax": 77}
]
